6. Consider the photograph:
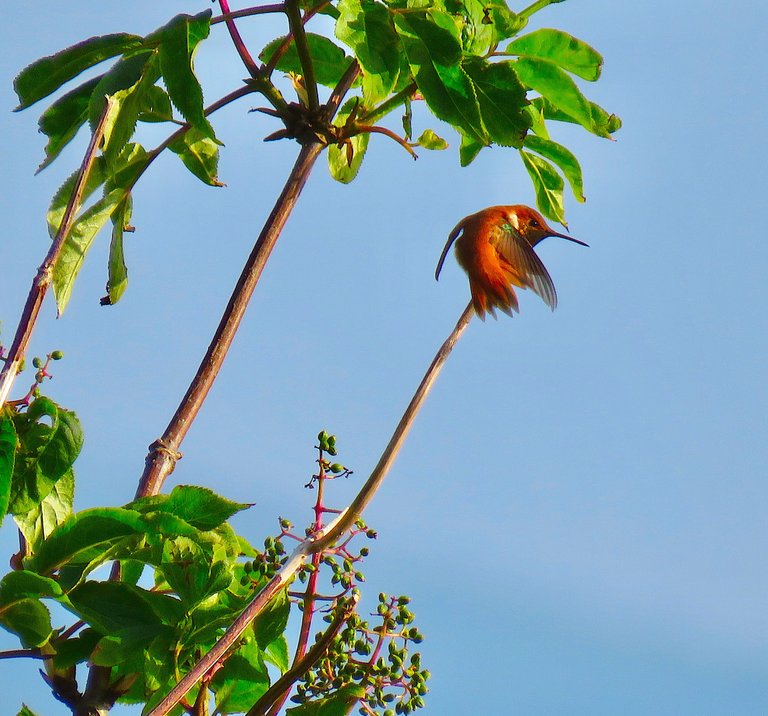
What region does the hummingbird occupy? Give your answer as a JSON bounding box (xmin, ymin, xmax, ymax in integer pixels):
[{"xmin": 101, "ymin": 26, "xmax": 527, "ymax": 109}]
[{"xmin": 435, "ymin": 205, "xmax": 588, "ymax": 319}]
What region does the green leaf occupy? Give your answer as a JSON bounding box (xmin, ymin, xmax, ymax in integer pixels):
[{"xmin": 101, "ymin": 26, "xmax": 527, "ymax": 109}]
[
  {"xmin": 264, "ymin": 635, "xmax": 290, "ymax": 673},
  {"xmin": 512, "ymin": 57, "xmax": 593, "ymax": 133},
  {"xmin": 51, "ymin": 627, "xmax": 102, "ymax": 669},
  {"xmin": 260, "ymin": 33, "xmax": 355, "ymax": 89},
  {"xmin": 27, "ymin": 507, "xmax": 148, "ymax": 574},
  {"xmin": 14, "ymin": 469, "xmax": 74, "ymax": 553},
  {"xmin": 524, "ymin": 134, "xmax": 584, "ymax": 201},
  {"xmin": 336, "ymin": 0, "xmax": 401, "ymax": 105},
  {"xmin": 459, "ymin": 132, "xmax": 484, "ymax": 166},
  {"xmin": 286, "ymin": 685, "xmax": 367, "ymax": 716},
  {"xmin": 532, "ymin": 96, "xmax": 621, "ymax": 138},
  {"xmin": 507, "ymin": 28, "xmax": 603, "ymax": 81},
  {"xmin": 137, "ymin": 85, "xmax": 174, "ymax": 123},
  {"xmin": 36, "ymin": 76, "xmax": 102, "ymax": 173},
  {"xmin": 0, "ymin": 571, "xmax": 64, "ymax": 602},
  {"xmin": 105, "ymin": 195, "xmax": 131, "ymax": 305},
  {"xmin": 170, "ymin": 485, "xmax": 251, "ymax": 530},
  {"xmin": 393, "ymin": 11, "xmax": 486, "ymax": 142},
  {"xmin": 17, "ymin": 705, "xmax": 41, "ymax": 716},
  {"xmin": 328, "ymin": 98, "xmax": 370, "ymax": 184},
  {"xmin": 168, "ymin": 127, "xmax": 224, "ymax": 187},
  {"xmin": 254, "ymin": 588, "xmax": 290, "ymax": 649},
  {"xmin": 462, "ymin": 57, "xmax": 530, "ymax": 147},
  {"xmin": 47, "ymin": 159, "xmax": 107, "ymax": 239},
  {"xmin": 53, "ymin": 187, "xmax": 128, "ymax": 314},
  {"xmin": 0, "ymin": 413, "xmax": 16, "ymax": 524},
  {"xmin": 8, "ymin": 399, "xmax": 82, "ymax": 516},
  {"xmin": 156, "ymin": 11, "xmax": 216, "ymax": 139},
  {"xmin": 99, "ymin": 54, "xmax": 161, "ymax": 166},
  {"xmin": 416, "ymin": 129, "xmax": 449, "ymax": 150},
  {"xmin": 444, "ymin": 0, "xmax": 524, "ymax": 55},
  {"xmin": 520, "ymin": 149, "xmax": 565, "ymax": 225},
  {"xmin": 13, "ymin": 33, "xmax": 143, "ymax": 110},
  {"xmin": 158, "ymin": 534, "xmax": 234, "ymax": 607},
  {"xmin": 68, "ymin": 581, "xmax": 184, "ymax": 635},
  {"xmin": 0, "ymin": 598, "xmax": 52, "ymax": 648},
  {"xmin": 211, "ymin": 637, "xmax": 270, "ymax": 713}
]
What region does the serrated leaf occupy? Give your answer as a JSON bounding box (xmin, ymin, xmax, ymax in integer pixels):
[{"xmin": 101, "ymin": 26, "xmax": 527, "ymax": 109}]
[
  {"xmin": 105, "ymin": 195, "xmax": 131, "ymax": 305},
  {"xmin": 524, "ymin": 134, "xmax": 584, "ymax": 201},
  {"xmin": 393, "ymin": 10, "xmax": 486, "ymax": 143},
  {"xmin": 0, "ymin": 598, "xmax": 52, "ymax": 648},
  {"xmin": 51, "ymin": 628, "xmax": 101, "ymax": 669},
  {"xmin": 68, "ymin": 582, "xmax": 184, "ymax": 636},
  {"xmin": 264, "ymin": 635, "xmax": 290, "ymax": 673},
  {"xmin": 462, "ymin": 57, "xmax": 530, "ymax": 147},
  {"xmin": 47, "ymin": 159, "xmax": 107, "ymax": 239},
  {"xmin": 137, "ymin": 84, "xmax": 174, "ymax": 123},
  {"xmin": 156, "ymin": 11, "xmax": 216, "ymax": 139},
  {"xmin": 36, "ymin": 76, "xmax": 102, "ymax": 173},
  {"xmin": 507, "ymin": 28, "xmax": 603, "ymax": 81},
  {"xmin": 328, "ymin": 97, "xmax": 370, "ymax": 183},
  {"xmin": 260, "ymin": 33, "xmax": 355, "ymax": 89},
  {"xmin": 27, "ymin": 507, "xmax": 149, "ymax": 575},
  {"xmin": 211, "ymin": 637, "xmax": 270, "ymax": 713},
  {"xmin": 444, "ymin": 0, "xmax": 524, "ymax": 54},
  {"xmin": 336, "ymin": 0, "xmax": 401, "ymax": 104},
  {"xmin": 254, "ymin": 588, "xmax": 290, "ymax": 649},
  {"xmin": 532, "ymin": 96, "xmax": 621, "ymax": 138},
  {"xmin": 14, "ymin": 469, "xmax": 74, "ymax": 552},
  {"xmin": 168, "ymin": 127, "xmax": 224, "ymax": 186},
  {"xmin": 416, "ymin": 129, "xmax": 448, "ymax": 150},
  {"xmin": 0, "ymin": 413, "xmax": 16, "ymax": 524},
  {"xmin": 13, "ymin": 33, "xmax": 143, "ymax": 110},
  {"xmin": 8, "ymin": 399, "xmax": 81, "ymax": 517},
  {"xmin": 520, "ymin": 149, "xmax": 565, "ymax": 225},
  {"xmin": 0, "ymin": 572, "xmax": 63, "ymax": 610},
  {"xmin": 512, "ymin": 57, "xmax": 593, "ymax": 134},
  {"xmin": 459, "ymin": 132, "xmax": 484, "ymax": 166},
  {"xmin": 53, "ymin": 187, "xmax": 127, "ymax": 314}
]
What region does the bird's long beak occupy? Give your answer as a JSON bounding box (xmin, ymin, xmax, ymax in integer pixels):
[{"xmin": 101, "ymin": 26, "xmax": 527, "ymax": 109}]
[{"xmin": 548, "ymin": 230, "xmax": 589, "ymax": 247}]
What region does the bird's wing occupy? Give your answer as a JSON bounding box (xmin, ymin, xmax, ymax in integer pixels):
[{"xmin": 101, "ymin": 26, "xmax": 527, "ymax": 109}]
[{"xmin": 491, "ymin": 225, "xmax": 558, "ymax": 310}]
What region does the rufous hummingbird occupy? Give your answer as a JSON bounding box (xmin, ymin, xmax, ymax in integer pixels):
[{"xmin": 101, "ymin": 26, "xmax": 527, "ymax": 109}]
[{"xmin": 435, "ymin": 205, "xmax": 588, "ymax": 319}]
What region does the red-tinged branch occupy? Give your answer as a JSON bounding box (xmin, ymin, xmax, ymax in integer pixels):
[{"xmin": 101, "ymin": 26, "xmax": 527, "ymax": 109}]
[
  {"xmin": 146, "ymin": 301, "xmax": 474, "ymax": 716},
  {"xmin": 354, "ymin": 125, "xmax": 418, "ymax": 160},
  {"xmin": 211, "ymin": 4, "xmax": 286, "ymax": 24},
  {"xmin": 265, "ymin": 1, "xmax": 331, "ymax": 76},
  {"xmin": 218, "ymin": 0, "xmax": 262, "ymax": 78},
  {"xmin": 0, "ymin": 98, "xmax": 114, "ymax": 410}
]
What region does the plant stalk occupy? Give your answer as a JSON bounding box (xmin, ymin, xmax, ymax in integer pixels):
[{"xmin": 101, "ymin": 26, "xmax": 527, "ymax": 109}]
[{"xmin": 0, "ymin": 98, "xmax": 114, "ymax": 409}]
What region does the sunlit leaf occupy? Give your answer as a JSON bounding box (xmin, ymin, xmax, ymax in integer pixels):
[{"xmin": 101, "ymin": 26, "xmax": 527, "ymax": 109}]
[
  {"xmin": 507, "ymin": 28, "xmax": 603, "ymax": 81},
  {"xmin": 328, "ymin": 97, "xmax": 370, "ymax": 183},
  {"xmin": 168, "ymin": 127, "xmax": 224, "ymax": 186},
  {"xmin": 520, "ymin": 149, "xmax": 565, "ymax": 225},
  {"xmin": 260, "ymin": 33, "xmax": 355, "ymax": 89},
  {"xmin": 13, "ymin": 33, "xmax": 143, "ymax": 110},
  {"xmin": 524, "ymin": 134, "xmax": 584, "ymax": 201}
]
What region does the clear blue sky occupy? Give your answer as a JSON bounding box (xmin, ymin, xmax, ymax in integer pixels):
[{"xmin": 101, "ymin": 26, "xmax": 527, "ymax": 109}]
[{"xmin": 2, "ymin": 2, "xmax": 766, "ymax": 714}]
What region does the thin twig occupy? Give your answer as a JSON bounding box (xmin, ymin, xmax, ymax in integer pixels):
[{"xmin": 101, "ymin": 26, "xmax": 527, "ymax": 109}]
[
  {"xmin": 354, "ymin": 125, "xmax": 418, "ymax": 160},
  {"xmin": 284, "ymin": 0, "xmax": 319, "ymax": 110},
  {"xmin": 314, "ymin": 301, "xmax": 475, "ymax": 549},
  {"xmin": 136, "ymin": 63, "xmax": 360, "ymax": 499},
  {"xmin": 0, "ymin": 97, "xmax": 115, "ymax": 409},
  {"xmin": 211, "ymin": 4, "xmax": 285, "ymax": 24},
  {"xmin": 135, "ymin": 142, "xmax": 323, "ymax": 498},
  {"xmin": 247, "ymin": 596, "xmax": 358, "ymax": 716},
  {"xmin": 518, "ymin": 0, "xmax": 563, "ymax": 21},
  {"xmin": 264, "ymin": 1, "xmax": 331, "ymax": 77},
  {"xmin": 0, "ymin": 649, "xmax": 51, "ymax": 660},
  {"xmin": 218, "ymin": 0, "xmax": 262, "ymax": 78},
  {"xmin": 360, "ymin": 83, "xmax": 418, "ymax": 124},
  {"xmin": 145, "ymin": 302, "xmax": 474, "ymax": 716}
]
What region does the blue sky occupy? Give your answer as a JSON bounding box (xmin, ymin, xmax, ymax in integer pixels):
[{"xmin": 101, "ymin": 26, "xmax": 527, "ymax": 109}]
[{"xmin": 1, "ymin": 1, "xmax": 766, "ymax": 714}]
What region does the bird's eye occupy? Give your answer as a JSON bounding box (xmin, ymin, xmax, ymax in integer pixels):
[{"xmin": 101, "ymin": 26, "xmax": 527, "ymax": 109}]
[{"xmin": 530, "ymin": 218, "xmax": 540, "ymax": 228}]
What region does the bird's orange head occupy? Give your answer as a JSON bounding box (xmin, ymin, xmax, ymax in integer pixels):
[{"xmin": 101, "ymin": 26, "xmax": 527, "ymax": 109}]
[{"xmin": 497, "ymin": 205, "xmax": 588, "ymax": 248}]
